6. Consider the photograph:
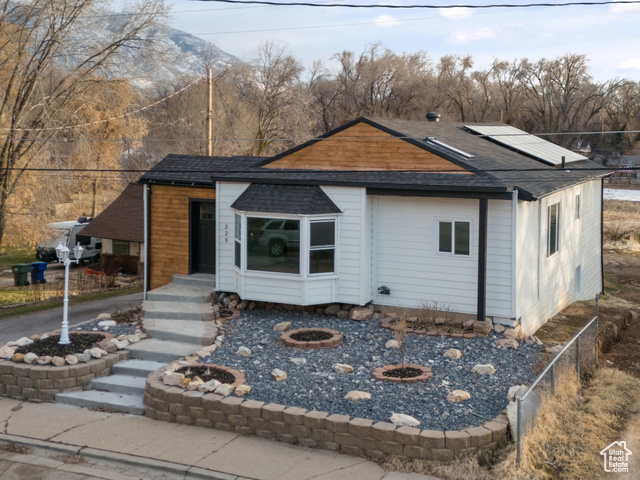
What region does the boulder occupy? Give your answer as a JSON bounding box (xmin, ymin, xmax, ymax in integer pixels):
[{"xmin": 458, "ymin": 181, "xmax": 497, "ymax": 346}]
[
  {"xmin": 324, "ymin": 304, "xmax": 340, "ymax": 315},
  {"xmin": 443, "ymin": 348, "xmax": 462, "ymax": 360},
  {"xmin": 236, "ymin": 300, "xmax": 249, "ymax": 311},
  {"xmin": 336, "ymin": 310, "xmax": 350, "ymax": 320},
  {"xmin": 179, "ymin": 377, "xmax": 192, "ymax": 389},
  {"xmin": 29, "ymin": 334, "xmax": 40, "ymax": 341},
  {"xmin": 0, "ymin": 345, "xmax": 16, "ymax": 359},
  {"xmin": 186, "ymin": 377, "xmax": 204, "ymax": 391},
  {"xmin": 273, "ymin": 322, "xmax": 292, "ymax": 332},
  {"xmin": 496, "ymin": 338, "xmax": 519, "ymax": 349},
  {"xmin": 289, "ymin": 357, "xmax": 307, "ymax": 366},
  {"xmin": 15, "ymin": 337, "xmax": 33, "ymax": 347},
  {"xmin": 215, "ymin": 384, "xmax": 235, "ymax": 397},
  {"xmin": 390, "ymin": 413, "xmax": 420, "ymax": 427},
  {"xmin": 162, "ymin": 372, "xmax": 184, "ymax": 387},
  {"xmin": 96, "ymin": 313, "xmax": 111, "ymax": 320},
  {"xmin": 125, "ymin": 334, "xmax": 141, "ymax": 344},
  {"xmin": 52, "ymin": 356, "xmax": 66, "ymax": 367},
  {"xmin": 471, "ymin": 364, "xmax": 496, "ymax": 375},
  {"xmin": 110, "ymin": 339, "xmax": 129, "ymax": 350},
  {"xmin": 236, "ymin": 346, "xmax": 251, "ymax": 357},
  {"xmin": 12, "ymin": 353, "xmax": 24, "ymax": 363},
  {"xmin": 344, "ymin": 390, "xmax": 371, "ymax": 401},
  {"xmin": 271, "ymin": 368, "xmax": 287, "ymax": 381},
  {"xmin": 235, "ymin": 384, "xmax": 252, "ymax": 396},
  {"xmin": 447, "ymin": 390, "xmax": 471, "ymax": 402},
  {"xmin": 89, "ymin": 348, "xmax": 106, "ymax": 359},
  {"xmin": 507, "ymin": 385, "xmax": 528, "ymax": 402},
  {"xmin": 35, "ymin": 356, "xmax": 52, "ymax": 365},
  {"xmin": 333, "ymin": 363, "xmax": 354, "ymax": 374},
  {"xmin": 350, "ymin": 305, "xmax": 374, "ymax": 321},
  {"xmin": 76, "ymin": 353, "xmax": 91, "ymax": 363},
  {"xmin": 385, "ymin": 340, "xmax": 400, "ymax": 349},
  {"xmin": 98, "ymin": 320, "xmax": 117, "ymax": 327},
  {"xmin": 65, "ymin": 355, "xmax": 78, "ymax": 365},
  {"xmin": 24, "ymin": 352, "xmax": 37, "ymax": 364},
  {"xmin": 102, "ymin": 342, "xmax": 117, "ymax": 353},
  {"xmin": 493, "ymin": 324, "xmax": 505, "ymax": 333},
  {"xmin": 198, "ymin": 379, "xmax": 221, "ymax": 393},
  {"xmin": 463, "ymin": 319, "xmax": 475, "ymax": 329},
  {"xmin": 473, "ymin": 321, "xmax": 492, "ymax": 336}
]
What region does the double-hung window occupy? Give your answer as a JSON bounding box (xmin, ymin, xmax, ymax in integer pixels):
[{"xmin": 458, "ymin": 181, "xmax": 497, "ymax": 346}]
[
  {"xmin": 309, "ymin": 220, "xmax": 336, "ymax": 274},
  {"xmin": 548, "ymin": 203, "xmax": 560, "ymax": 256},
  {"xmin": 438, "ymin": 220, "xmax": 470, "ymax": 256},
  {"xmin": 234, "ymin": 214, "xmax": 242, "ymax": 268}
]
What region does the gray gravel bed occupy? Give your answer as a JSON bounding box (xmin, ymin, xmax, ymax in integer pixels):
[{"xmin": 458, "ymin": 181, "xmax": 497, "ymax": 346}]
[
  {"xmin": 72, "ymin": 319, "xmax": 137, "ymax": 337},
  {"xmin": 201, "ymin": 310, "xmax": 544, "ymax": 431}
]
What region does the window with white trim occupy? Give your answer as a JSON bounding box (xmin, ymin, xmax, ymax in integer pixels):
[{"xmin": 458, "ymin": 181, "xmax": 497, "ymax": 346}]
[
  {"xmin": 309, "ymin": 220, "xmax": 335, "ymax": 274},
  {"xmin": 113, "ymin": 239, "xmax": 130, "ymax": 256},
  {"xmin": 234, "ymin": 214, "xmax": 241, "ymax": 268},
  {"xmin": 548, "ymin": 203, "xmax": 560, "ymax": 256},
  {"xmin": 438, "ymin": 221, "xmax": 470, "ymax": 256},
  {"xmin": 246, "ymin": 217, "xmax": 300, "ymax": 274}
]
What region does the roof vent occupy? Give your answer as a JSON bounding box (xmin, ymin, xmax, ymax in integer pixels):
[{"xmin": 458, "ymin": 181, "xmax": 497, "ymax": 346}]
[{"xmin": 426, "ymin": 112, "xmax": 440, "ymax": 122}]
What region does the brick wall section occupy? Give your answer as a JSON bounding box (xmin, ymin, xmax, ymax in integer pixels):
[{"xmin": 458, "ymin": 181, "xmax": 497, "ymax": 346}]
[
  {"xmin": 0, "ymin": 351, "xmax": 129, "ymax": 403},
  {"xmin": 144, "ymin": 370, "xmax": 508, "ymax": 461}
]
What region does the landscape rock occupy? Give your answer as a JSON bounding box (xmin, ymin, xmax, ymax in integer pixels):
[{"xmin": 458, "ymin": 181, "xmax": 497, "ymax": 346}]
[
  {"xmin": 496, "ymin": 338, "xmax": 519, "ymax": 349},
  {"xmin": 324, "ymin": 304, "xmax": 340, "ymax": 316},
  {"xmin": 385, "ymin": 340, "xmax": 400, "ymax": 349},
  {"xmin": 504, "ymin": 324, "xmax": 522, "ymax": 340},
  {"xmin": 271, "ymin": 368, "xmax": 287, "ymax": 381},
  {"xmin": 198, "ymin": 379, "xmax": 221, "ymax": 393},
  {"xmin": 179, "ymin": 377, "xmax": 192, "ymax": 389},
  {"xmin": 493, "ymin": 324, "xmax": 505, "ymax": 333},
  {"xmin": 50, "ymin": 356, "xmax": 66, "ymax": 366},
  {"xmin": 473, "ymin": 321, "xmax": 492, "ymax": 336},
  {"xmin": 506, "ymin": 401, "xmax": 518, "ymax": 436},
  {"xmin": 350, "ymin": 305, "xmax": 374, "ymax": 321},
  {"xmin": 102, "ymin": 342, "xmax": 117, "ymax": 353},
  {"xmin": 24, "ymin": 353, "xmax": 37, "ymax": 364},
  {"xmin": 463, "ymin": 319, "xmax": 475, "ymax": 329},
  {"xmin": 333, "ymin": 363, "xmax": 354, "ymax": 374},
  {"xmin": 507, "ymin": 385, "xmax": 528, "ymax": 402},
  {"xmin": 390, "ymin": 413, "xmax": 420, "ymax": 427},
  {"xmin": 336, "ymin": 310, "xmax": 350, "ymax": 320},
  {"xmin": 434, "ymin": 317, "xmax": 446, "ymax": 325},
  {"xmin": 163, "ymin": 372, "xmax": 184, "ymax": 387},
  {"xmin": 98, "ymin": 320, "xmax": 117, "ymax": 327},
  {"xmin": 15, "ymin": 337, "xmax": 33, "ymax": 347},
  {"xmin": 236, "ymin": 346, "xmax": 251, "ymax": 357},
  {"xmin": 186, "ymin": 377, "xmax": 204, "ymax": 391},
  {"xmin": 289, "ymin": 357, "xmax": 307, "ymax": 366},
  {"xmin": 273, "ymin": 321, "xmax": 292, "ymax": 332},
  {"xmin": 89, "ymin": 348, "xmax": 106, "ymax": 359},
  {"xmin": 12, "ymin": 353, "xmax": 24, "ymax": 363},
  {"xmin": 443, "ymin": 348, "xmax": 462, "ymax": 360},
  {"xmin": 96, "ymin": 313, "xmax": 111, "ymax": 320},
  {"xmin": 235, "ymin": 384, "xmax": 252, "ymax": 396},
  {"xmin": 471, "ymin": 364, "xmax": 496, "ymax": 375},
  {"xmin": 35, "ymin": 356, "xmax": 52, "ymax": 365},
  {"xmin": 110, "ymin": 339, "xmax": 129, "ymax": 350},
  {"xmin": 125, "ymin": 334, "xmax": 141, "ymax": 344},
  {"xmin": 0, "ymin": 345, "xmax": 15, "ymax": 359},
  {"xmin": 215, "ymin": 383, "xmax": 235, "ymax": 396},
  {"xmin": 447, "ymin": 390, "xmax": 471, "ymax": 402},
  {"xmin": 236, "ymin": 300, "xmax": 249, "ymax": 311},
  {"xmin": 345, "ymin": 390, "xmax": 371, "ymax": 401},
  {"xmin": 524, "ymin": 335, "xmax": 540, "ymax": 345},
  {"xmin": 76, "ymin": 353, "xmax": 91, "ymax": 363},
  {"xmin": 65, "ymin": 355, "xmax": 78, "ymax": 365}
]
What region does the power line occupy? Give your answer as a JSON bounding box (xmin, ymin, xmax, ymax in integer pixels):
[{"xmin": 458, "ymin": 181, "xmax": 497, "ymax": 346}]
[{"xmin": 192, "ymin": 0, "xmax": 640, "ymax": 9}]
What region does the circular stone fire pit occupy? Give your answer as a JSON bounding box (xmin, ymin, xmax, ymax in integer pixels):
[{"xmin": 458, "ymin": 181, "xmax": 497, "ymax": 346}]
[
  {"xmin": 280, "ymin": 328, "xmax": 343, "ymax": 349},
  {"xmin": 372, "ymin": 364, "xmax": 434, "ymax": 383}
]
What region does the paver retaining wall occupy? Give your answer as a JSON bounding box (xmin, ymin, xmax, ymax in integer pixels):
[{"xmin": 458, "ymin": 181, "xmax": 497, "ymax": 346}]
[
  {"xmin": 144, "ymin": 369, "xmax": 509, "ymax": 461},
  {"xmin": 0, "ymin": 351, "xmax": 129, "ymax": 403}
]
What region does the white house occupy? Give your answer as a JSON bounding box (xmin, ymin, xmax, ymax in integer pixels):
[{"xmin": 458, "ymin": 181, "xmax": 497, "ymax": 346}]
[{"xmin": 139, "ymin": 116, "xmax": 607, "ymax": 335}]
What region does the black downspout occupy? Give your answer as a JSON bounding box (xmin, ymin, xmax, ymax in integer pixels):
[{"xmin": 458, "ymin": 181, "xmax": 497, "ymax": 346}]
[
  {"xmin": 601, "ymin": 179, "xmax": 605, "ymax": 295},
  {"xmin": 477, "ymin": 198, "xmax": 488, "ymax": 321},
  {"xmin": 146, "ymin": 185, "xmax": 151, "ymax": 295}
]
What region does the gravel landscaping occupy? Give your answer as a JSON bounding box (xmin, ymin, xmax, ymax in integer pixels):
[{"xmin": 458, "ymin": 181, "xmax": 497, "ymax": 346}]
[
  {"xmin": 201, "ymin": 310, "xmax": 544, "ymax": 431},
  {"xmin": 71, "ymin": 319, "xmax": 137, "ymax": 337}
]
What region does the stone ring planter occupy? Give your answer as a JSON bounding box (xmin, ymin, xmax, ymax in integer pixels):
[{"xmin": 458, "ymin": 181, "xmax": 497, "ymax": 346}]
[
  {"xmin": 372, "ymin": 364, "xmax": 434, "ymax": 383},
  {"xmin": 280, "ymin": 328, "xmax": 343, "ymax": 349},
  {"xmin": 177, "ymin": 364, "xmax": 246, "ymax": 387}
]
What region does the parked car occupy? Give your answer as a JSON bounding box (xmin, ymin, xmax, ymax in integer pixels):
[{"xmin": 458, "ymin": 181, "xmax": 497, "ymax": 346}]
[
  {"xmin": 258, "ymin": 219, "xmax": 300, "ymax": 256},
  {"xmin": 36, "ymin": 217, "xmax": 102, "ymax": 263}
]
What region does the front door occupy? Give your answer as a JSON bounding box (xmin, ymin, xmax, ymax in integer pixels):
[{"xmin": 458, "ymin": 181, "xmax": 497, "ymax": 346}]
[{"xmin": 191, "ymin": 201, "xmax": 216, "ymax": 274}]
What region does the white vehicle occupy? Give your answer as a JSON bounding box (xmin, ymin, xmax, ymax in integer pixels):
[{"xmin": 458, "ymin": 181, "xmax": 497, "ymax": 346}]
[{"xmin": 36, "ymin": 218, "xmax": 102, "ymax": 263}]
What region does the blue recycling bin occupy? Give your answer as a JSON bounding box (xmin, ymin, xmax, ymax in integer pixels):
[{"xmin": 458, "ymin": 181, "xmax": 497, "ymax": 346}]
[{"xmin": 30, "ymin": 261, "xmax": 48, "ymax": 284}]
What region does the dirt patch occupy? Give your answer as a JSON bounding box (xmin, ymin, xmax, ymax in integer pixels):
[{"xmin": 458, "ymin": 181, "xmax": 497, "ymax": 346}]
[{"xmin": 0, "ymin": 443, "xmax": 31, "ymax": 454}]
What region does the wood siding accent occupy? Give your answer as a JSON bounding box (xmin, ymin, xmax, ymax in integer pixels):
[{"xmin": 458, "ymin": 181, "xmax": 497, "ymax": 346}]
[
  {"xmin": 264, "ymin": 122, "xmax": 471, "ymax": 173},
  {"xmin": 149, "ymin": 185, "xmax": 215, "ymax": 289}
]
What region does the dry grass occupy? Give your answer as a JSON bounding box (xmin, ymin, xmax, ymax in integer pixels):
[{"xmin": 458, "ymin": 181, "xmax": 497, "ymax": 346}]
[
  {"xmin": 384, "ymin": 367, "xmax": 639, "ymax": 480},
  {"xmin": 603, "ymin": 201, "xmax": 640, "ymax": 251}
]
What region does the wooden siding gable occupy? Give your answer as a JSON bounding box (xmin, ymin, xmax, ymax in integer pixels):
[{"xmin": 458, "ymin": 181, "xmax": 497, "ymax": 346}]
[{"xmin": 262, "ymin": 121, "xmax": 472, "ymax": 173}]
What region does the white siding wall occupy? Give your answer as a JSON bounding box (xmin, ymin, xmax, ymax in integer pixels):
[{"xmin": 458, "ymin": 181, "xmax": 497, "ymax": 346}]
[
  {"xmin": 216, "ymin": 182, "xmax": 250, "ymax": 293},
  {"xmin": 486, "ymin": 199, "xmax": 513, "ymax": 319},
  {"xmin": 516, "ymin": 180, "xmax": 602, "ymax": 334}
]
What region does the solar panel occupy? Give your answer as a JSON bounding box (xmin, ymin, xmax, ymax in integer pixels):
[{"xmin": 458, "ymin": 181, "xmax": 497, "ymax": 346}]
[{"xmin": 464, "ymin": 125, "xmax": 587, "ymax": 166}]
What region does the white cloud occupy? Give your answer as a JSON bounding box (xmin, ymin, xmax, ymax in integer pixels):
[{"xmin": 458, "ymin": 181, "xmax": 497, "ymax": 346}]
[
  {"xmin": 447, "ymin": 27, "xmax": 498, "ymax": 45},
  {"xmin": 618, "ymin": 57, "xmax": 640, "ymax": 71},
  {"xmin": 374, "ymin": 14, "xmax": 402, "ymax": 28},
  {"xmin": 610, "ymin": 3, "xmax": 640, "ymax": 13},
  {"xmin": 439, "ymin": 7, "xmax": 474, "ymax": 20}
]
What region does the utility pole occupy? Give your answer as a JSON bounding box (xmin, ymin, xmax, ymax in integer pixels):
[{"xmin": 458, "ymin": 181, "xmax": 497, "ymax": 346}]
[{"xmin": 206, "ymin": 68, "xmax": 213, "ymax": 156}]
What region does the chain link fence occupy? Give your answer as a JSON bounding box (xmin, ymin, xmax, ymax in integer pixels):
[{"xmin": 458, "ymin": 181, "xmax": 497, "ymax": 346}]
[{"xmin": 516, "ymin": 297, "xmax": 599, "ymax": 467}]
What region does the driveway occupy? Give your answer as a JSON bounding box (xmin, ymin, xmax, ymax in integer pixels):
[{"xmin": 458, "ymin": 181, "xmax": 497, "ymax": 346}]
[{"xmin": 0, "ymin": 292, "xmax": 143, "ymax": 346}]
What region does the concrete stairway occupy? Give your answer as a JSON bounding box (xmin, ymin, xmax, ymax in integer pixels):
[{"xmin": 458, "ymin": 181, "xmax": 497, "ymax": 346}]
[{"xmin": 55, "ymin": 274, "xmax": 217, "ymax": 415}]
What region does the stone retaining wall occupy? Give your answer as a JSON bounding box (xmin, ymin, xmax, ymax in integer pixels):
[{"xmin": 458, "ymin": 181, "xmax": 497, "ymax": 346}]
[
  {"xmin": 144, "ymin": 369, "xmax": 509, "ymax": 461},
  {"xmin": 0, "ymin": 351, "xmax": 129, "ymax": 403}
]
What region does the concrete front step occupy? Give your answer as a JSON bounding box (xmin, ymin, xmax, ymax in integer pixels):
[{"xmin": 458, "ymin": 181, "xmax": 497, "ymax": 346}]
[
  {"xmin": 146, "ymin": 284, "xmax": 213, "ymax": 304},
  {"xmin": 172, "ymin": 273, "xmax": 216, "ymax": 289},
  {"xmin": 91, "ymin": 374, "xmax": 147, "ymax": 396},
  {"xmin": 55, "ymin": 390, "xmax": 145, "ymax": 415},
  {"xmin": 111, "ymin": 359, "xmax": 167, "ymax": 377},
  {"xmin": 142, "ymin": 300, "xmax": 214, "ymax": 321},
  {"xmin": 144, "ymin": 318, "xmax": 217, "ymax": 346},
  {"xmin": 126, "ymin": 338, "xmax": 200, "ymax": 363}
]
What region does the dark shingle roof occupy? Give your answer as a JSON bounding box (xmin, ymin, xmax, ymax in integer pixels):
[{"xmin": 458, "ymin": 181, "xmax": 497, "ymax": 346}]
[
  {"xmin": 80, "ymin": 184, "xmax": 144, "ymax": 242},
  {"xmin": 231, "ymin": 184, "xmax": 342, "ymax": 214},
  {"xmin": 138, "ymin": 117, "xmax": 610, "ymax": 201}
]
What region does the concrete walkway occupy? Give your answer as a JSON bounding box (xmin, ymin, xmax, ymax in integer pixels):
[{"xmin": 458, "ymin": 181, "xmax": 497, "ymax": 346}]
[{"xmin": 0, "ymin": 398, "xmax": 438, "ymax": 480}]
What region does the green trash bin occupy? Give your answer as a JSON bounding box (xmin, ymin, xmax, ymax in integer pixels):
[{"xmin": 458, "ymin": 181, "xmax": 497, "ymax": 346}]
[{"xmin": 11, "ymin": 264, "xmax": 30, "ymax": 286}]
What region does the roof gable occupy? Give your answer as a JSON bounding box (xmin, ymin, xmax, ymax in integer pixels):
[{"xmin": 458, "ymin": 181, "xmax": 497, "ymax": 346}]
[{"xmin": 261, "ymin": 119, "xmax": 471, "ymax": 174}]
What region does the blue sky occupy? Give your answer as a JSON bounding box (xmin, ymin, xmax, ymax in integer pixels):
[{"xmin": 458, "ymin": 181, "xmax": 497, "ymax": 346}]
[{"xmin": 168, "ymin": 0, "xmax": 640, "ymax": 81}]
